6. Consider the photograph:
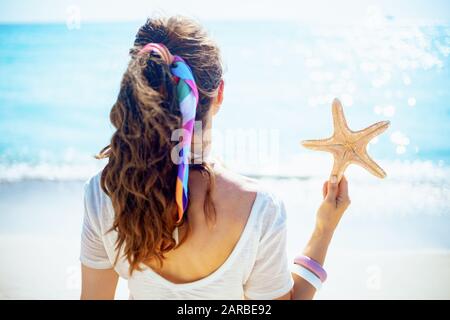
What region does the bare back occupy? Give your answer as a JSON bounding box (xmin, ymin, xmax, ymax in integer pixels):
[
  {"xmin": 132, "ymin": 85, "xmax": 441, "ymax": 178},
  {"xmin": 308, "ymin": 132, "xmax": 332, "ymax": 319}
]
[{"xmin": 147, "ymin": 163, "xmax": 258, "ymax": 284}]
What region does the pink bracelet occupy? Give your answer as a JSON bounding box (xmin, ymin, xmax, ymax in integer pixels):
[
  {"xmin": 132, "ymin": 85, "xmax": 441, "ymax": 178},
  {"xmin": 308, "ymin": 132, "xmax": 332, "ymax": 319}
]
[{"xmin": 294, "ymin": 255, "xmax": 327, "ymax": 282}]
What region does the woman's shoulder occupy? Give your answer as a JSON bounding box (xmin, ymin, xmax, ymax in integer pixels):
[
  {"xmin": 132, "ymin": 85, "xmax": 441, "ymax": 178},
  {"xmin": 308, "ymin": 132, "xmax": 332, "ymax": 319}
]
[
  {"xmin": 84, "ymin": 170, "xmax": 103, "ymax": 200},
  {"xmin": 83, "ymin": 169, "xmax": 113, "ymax": 221},
  {"xmin": 213, "ymin": 166, "xmax": 286, "ymax": 228},
  {"xmin": 215, "ymin": 165, "xmax": 283, "ymax": 201}
]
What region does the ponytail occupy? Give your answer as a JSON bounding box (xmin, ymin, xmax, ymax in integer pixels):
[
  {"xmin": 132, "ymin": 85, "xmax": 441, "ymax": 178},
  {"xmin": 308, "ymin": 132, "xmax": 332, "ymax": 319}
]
[{"xmin": 96, "ymin": 16, "xmax": 223, "ymax": 274}]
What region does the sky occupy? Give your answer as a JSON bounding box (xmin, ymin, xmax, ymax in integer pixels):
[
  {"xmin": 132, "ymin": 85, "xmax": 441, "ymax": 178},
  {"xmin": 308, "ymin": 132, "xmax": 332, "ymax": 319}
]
[{"xmin": 0, "ymin": 0, "xmax": 449, "ymax": 24}]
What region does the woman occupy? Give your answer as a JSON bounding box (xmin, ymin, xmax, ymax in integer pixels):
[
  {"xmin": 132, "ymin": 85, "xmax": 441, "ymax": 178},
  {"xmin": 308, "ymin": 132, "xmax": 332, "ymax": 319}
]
[{"xmin": 80, "ymin": 16, "xmax": 350, "ymax": 300}]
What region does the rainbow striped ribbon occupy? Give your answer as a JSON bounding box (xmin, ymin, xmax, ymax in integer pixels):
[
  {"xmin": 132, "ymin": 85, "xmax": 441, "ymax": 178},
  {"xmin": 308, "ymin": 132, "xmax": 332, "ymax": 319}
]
[
  {"xmin": 138, "ymin": 44, "xmax": 198, "ymax": 223},
  {"xmin": 170, "ymin": 56, "xmax": 199, "ymax": 223}
]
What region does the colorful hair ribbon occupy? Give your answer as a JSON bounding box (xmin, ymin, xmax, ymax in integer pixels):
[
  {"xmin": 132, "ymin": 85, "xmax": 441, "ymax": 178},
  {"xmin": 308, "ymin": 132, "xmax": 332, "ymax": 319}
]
[{"xmin": 139, "ymin": 43, "xmax": 199, "ymax": 223}]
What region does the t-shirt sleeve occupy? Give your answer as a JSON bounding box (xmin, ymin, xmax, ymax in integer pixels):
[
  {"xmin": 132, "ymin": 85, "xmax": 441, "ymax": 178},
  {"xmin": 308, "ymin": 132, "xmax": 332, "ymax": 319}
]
[
  {"xmin": 80, "ymin": 178, "xmax": 113, "ymax": 269},
  {"xmin": 243, "ymin": 194, "xmax": 294, "ymax": 300}
]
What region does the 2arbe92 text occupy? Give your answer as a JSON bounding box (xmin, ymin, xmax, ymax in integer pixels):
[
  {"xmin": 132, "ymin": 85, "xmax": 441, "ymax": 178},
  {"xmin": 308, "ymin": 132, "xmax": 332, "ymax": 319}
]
[{"xmin": 177, "ymin": 303, "xmax": 272, "ymax": 318}]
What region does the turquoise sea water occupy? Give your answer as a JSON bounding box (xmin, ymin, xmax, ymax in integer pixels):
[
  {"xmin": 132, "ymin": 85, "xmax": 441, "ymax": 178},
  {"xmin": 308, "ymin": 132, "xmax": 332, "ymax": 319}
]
[{"xmin": 0, "ymin": 20, "xmax": 449, "ymax": 173}]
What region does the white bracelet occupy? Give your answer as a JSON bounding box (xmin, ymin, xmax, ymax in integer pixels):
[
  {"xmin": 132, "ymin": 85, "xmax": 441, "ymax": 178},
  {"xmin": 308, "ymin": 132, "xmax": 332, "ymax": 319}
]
[{"xmin": 291, "ymin": 264, "xmax": 322, "ymax": 291}]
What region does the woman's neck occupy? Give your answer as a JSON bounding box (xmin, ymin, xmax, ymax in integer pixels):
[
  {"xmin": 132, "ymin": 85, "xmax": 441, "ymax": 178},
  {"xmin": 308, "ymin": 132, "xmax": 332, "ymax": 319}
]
[{"xmin": 191, "ymin": 118, "xmax": 213, "ymax": 165}]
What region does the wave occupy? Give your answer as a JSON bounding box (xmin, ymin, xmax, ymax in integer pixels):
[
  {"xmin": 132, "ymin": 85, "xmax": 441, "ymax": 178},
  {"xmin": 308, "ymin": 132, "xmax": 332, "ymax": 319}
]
[
  {"xmin": 1, "ymin": 155, "xmax": 449, "ymax": 184},
  {"xmin": 1, "ymin": 156, "xmax": 448, "ymax": 220},
  {"xmin": 0, "ymin": 162, "xmax": 106, "ymax": 182}
]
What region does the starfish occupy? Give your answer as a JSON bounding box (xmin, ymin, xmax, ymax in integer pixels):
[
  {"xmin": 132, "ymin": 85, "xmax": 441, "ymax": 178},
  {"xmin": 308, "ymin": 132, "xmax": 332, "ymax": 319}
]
[{"xmin": 301, "ymin": 98, "xmax": 390, "ymax": 181}]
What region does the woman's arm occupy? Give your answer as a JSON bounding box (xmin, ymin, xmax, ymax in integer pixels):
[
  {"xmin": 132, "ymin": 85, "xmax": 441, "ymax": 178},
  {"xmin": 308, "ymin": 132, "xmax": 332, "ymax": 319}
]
[
  {"xmin": 290, "ymin": 175, "xmax": 351, "ymax": 300},
  {"xmin": 80, "ymin": 264, "xmax": 119, "ymax": 300}
]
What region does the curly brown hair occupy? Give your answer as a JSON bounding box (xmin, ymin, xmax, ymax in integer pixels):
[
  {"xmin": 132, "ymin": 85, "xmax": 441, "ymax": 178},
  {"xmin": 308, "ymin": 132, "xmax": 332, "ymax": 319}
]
[{"xmin": 96, "ymin": 16, "xmax": 223, "ymax": 274}]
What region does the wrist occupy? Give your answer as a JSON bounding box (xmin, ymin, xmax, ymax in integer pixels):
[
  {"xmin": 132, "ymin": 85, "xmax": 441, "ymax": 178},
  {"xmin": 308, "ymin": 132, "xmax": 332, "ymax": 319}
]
[
  {"xmin": 301, "ymin": 226, "xmax": 334, "ymax": 266},
  {"xmin": 313, "ymin": 222, "xmax": 336, "ymax": 239}
]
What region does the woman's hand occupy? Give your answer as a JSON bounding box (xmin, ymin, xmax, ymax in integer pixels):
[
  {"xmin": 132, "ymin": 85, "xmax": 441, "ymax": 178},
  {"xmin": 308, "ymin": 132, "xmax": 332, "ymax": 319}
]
[
  {"xmin": 315, "ymin": 175, "xmax": 351, "ymax": 234},
  {"xmin": 290, "ymin": 175, "xmax": 351, "ymax": 300}
]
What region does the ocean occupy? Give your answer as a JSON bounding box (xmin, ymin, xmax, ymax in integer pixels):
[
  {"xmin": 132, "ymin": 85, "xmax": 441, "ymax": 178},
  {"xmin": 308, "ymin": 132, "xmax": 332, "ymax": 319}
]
[
  {"xmin": 1, "ymin": 20, "xmax": 449, "ymax": 173},
  {"xmin": 0, "ymin": 17, "xmax": 449, "ymax": 299}
]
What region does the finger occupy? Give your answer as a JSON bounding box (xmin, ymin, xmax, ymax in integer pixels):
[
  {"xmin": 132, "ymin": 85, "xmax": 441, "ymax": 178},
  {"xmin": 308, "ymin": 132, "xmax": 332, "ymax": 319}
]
[
  {"xmin": 322, "ymin": 181, "xmax": 328, "ymax": 199},
  {"xmin": 338, "ymin": 175, "xmax": 349, "ymax": 199},
  {"xmin": 325, "ymin": 175, "xmax": 338, "ymax": 202}
]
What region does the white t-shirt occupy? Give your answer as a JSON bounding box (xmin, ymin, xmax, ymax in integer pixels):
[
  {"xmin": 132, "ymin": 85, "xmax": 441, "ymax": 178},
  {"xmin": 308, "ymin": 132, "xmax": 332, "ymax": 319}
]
[{"xmin": 80, "ymin": 172, "xmax": 294, "ymax": 300}]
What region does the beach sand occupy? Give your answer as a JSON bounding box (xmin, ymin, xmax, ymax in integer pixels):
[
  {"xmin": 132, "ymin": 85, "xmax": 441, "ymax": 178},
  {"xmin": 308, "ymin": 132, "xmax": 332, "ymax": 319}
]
[{"xmin": 0, "ymin": 179, "xmax": 449, "ymax": 299}]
